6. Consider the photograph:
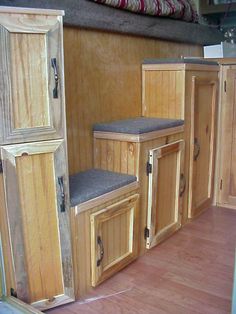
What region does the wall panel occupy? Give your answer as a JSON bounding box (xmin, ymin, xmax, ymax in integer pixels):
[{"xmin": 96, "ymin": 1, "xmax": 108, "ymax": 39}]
[{"xmin": 63, "ymin": 27, "xmax": 202, "ymax": 174}]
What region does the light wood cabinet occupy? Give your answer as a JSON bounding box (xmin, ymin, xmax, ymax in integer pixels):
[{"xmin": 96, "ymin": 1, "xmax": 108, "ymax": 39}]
[
  {"xmin": 94, "ymin": 125, "xmax": 185, "ymax": 253},
  {"xmin": 71, "ymin": 187, "xmax": 139, "ymax": 298},
  {"xmin": 146, "ymin": 140, "xmax": 184, "ymax": 248},
  {"xmin": 0, "ymin": 8, "xmax": 66, "ymax": 144},
  {"xmin": 90, "ymin": 194, "xmax": 139, "ymax": 286},
  {"xmin": 0, "ymin": 7, "xmax": 74, "ymax": 311},
  {"xmin": 142, "ymin": 61, "xmax": 219, "ymax": 220},
  {"xmin": 0, "ymin": 140, "xmax": 74, "ymax": 310},
  {"xmin": 215, "ymin": 61, "xmax": 236, "ymax": 208}
]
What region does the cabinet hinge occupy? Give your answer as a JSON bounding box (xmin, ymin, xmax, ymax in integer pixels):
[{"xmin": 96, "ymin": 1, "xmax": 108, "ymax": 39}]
[
  {"xmin": 10, "ymin": 288, "xmax": 17, "ymax": 298},
  {"xmin": 224, "ymin": 80, "xmax": 227, "ymax": 93},
  {"xmin": 220, "ymin": 179, "xmax": 223, "ymax": 190},
  {"xmin": 146, "ymin": 162, "xmax": 152, "ymax": 175},
  {"xmin": 0, "ymin": 160, "xmax": 3, "ymax": 174},
  {"xmin": 144, "ymin": 227, "xmax": 150, "ymax": 239}
]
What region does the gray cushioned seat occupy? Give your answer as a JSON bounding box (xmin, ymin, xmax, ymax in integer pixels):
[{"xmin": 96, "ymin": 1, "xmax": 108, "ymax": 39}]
[
  {"xmin": 70, "ymin": 169, "xmax": 137, "ymax": 206},
  {"xmin": 143, "ymin": 58, "xmax": 218, "ymax": 65},
  {"xmin": 93, "ymin": 117, "xmax": 184, "ymax": 134}
]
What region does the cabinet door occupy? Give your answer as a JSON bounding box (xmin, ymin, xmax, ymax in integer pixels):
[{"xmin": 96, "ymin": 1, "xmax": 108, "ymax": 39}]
[
  {"xmin": 188, "ymin": 78, "xmax": 217, "ymax": 217},
  {"xmin": 146, "ymin": 140, "xmax": 185, "ymax": 249},
  {"xmin": 0, "ymin": 12, "xmax": 65, "ymax": 144},
  {"xmin": 218, "ymin": 69, "xmax": 236, "ymax": 207},
  {"xmin": 0, "ymin": 140, "xmax": 74, "ymax": 310},
  {"xmin": 90, "ymin": 194, "xmax": 139, "ymax": 287}
]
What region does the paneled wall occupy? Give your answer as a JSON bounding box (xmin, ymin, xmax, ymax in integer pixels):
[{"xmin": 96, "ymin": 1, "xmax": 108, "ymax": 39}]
[{"xmin": 63, "ymin": 27, "xmax": 203, "ymax": 175}]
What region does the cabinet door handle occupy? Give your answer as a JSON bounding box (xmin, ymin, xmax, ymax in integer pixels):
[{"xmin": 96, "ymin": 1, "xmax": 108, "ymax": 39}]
[
  {"xmin": 51, "ymin": 58, "xmax": 59, "ymax": 99},
  {"xmin": 58, "ymin": 176, "xmax": 66, "ymax": 212},
  {"xmin": 179, "ymin": 173, "xmax": 186, "ymax": 197},
  {"xmin": 194, "ymin": 137, "xmax": 200, "ymax": 161},
  {"xmin": 97, "ymin": 236, "xmax": 104, "ymax": 267}
]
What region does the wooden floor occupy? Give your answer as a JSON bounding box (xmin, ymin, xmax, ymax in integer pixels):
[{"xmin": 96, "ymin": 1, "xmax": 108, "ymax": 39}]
[{"xmin": 46, "ymin": 206, "xmax": 236, "ymax": 314}]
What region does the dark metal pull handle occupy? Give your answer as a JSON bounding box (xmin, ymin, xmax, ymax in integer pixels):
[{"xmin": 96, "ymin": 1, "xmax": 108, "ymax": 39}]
[
  {"xmin": 179, "ymin": 173, "xmax": 186, "ymax": 197},
  {"xmin": 51, "ymin": 58, "xmax": 59, "ymax": 98},
  {"xmin": 194, "ymin": 137, "xmax": 200, "ymax": 161},
  {"xmin": 58, "ymin": 176, "xmax": 65, "ymax": 212},
  {"xmin": 97, "ymin": 236, "xmax": 104, "ymax": 267}
]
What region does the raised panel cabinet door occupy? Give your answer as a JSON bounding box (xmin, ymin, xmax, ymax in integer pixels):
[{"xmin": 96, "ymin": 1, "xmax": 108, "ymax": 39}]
[
  {"xmin": 0, "ymin": 11, "xmax": 65, "ymax": 144},
  {"xmin": 0, "ymin": 140, "xmax": 74, "ymax": 310},
  {"xmin": 90, "ymin": 194, "xmax": 139, "ymax": 287},
  {"xmin": 146, "ymin": 140, "xmax": 185, "ymax": 249},
  {"xmin": 219, "ymin": 69, "xmax": 236, "ymax": 207},
  {"xmin": 188, "ymin": 77, "xmax": 217, "ymax": 218}
]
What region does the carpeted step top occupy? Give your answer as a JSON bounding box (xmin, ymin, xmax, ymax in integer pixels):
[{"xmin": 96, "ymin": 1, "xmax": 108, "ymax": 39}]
[
  {"xmin": 93, "ymin": 117, "xmax": 184, "ymax": 134},
  {"xmin": 70, "ymin": 169, "xmax": 137, "ymax": 206}
]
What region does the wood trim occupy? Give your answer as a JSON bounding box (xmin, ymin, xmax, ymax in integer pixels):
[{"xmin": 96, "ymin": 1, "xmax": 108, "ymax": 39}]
[
  {"xmin": 0, "ymin": 6, "xmax": 64, "ymax": 16},
  {"xmin": 0, "ymin": 139, "xmax": 63, "ymax": 156},
  {"xmin": 31, "ymin": 294, "xmax": 74, "ymax": 311},
  {"xmin": 188, "ymin": 77, "xmax": 218, "ymax": 218},
  {"xmin": 4, "ymin": 296, "xmax": 43, "ymax": 313},
  {"xmin": 93, "ymin": 126, "xmax": 184, "ymax": 143},
  {"xmin": 142, "ymin": 64, "xmax": 219, "ymax": 72},
  {"xmin": 74, "ymin": 181, "xmax": 139, "ymax": 214}
]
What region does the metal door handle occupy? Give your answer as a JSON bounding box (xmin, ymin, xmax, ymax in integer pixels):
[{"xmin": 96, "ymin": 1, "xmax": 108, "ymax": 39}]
[
  {"xmin": 194, "ymin": 138, "xmax": 200, "ymax": 161},
  {"xmin": 97, "ymin": 236, "xmax": 104, "ymax": 267},
  {"xmin": 58, "ymin": 176, "xmax": 65, "ymax": 212},
  {"xmin": 179, "ymin": 173, "xmax": 186, "ymax": 197},
  {"xmin": 51, "ymin": 58, "xmax": 59, "ymax": 98}
]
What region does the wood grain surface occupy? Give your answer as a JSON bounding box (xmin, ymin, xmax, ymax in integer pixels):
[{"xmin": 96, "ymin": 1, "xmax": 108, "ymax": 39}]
[{"xmin": 63, "ymin": 27, "xmax": 202, "ymax": 175}]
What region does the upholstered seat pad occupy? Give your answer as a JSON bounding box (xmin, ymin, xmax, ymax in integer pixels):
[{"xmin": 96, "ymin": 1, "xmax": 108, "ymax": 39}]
[
  {"xmin": 143, "ymin": 58, "xmax": 218, "ymax": 65},
  {"xmin": 93, "ymin": 117, "xmax": 184, "ymax": 134},
  {"xmin": 70, "ymin": 169, "xmax": 137, "ymax": 206}
]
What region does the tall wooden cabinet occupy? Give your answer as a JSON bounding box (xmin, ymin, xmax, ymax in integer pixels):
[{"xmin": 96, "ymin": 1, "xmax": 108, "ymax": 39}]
[
  {"xmin": 0, "ymin": 7, "xmax": 74, "ymax": 311},
  {"xmin": 215, "ymin": 60, "xmax": 236, "ymax": 209},
  {"xmin": 142, "ymin": 60, "xmax": 219, "ymax": 221}
]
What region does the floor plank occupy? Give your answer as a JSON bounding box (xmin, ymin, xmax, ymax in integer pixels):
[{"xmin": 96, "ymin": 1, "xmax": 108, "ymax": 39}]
[{"xmin": 46, "ymin": 206, "xmax": 236, "ymax": 314}]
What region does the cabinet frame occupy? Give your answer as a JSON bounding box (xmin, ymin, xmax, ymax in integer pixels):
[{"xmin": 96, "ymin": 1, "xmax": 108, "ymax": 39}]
[
  {"xmin": 0, "ymin": 12, "xmax": 66, "ymax": 144},
  {"xmin": 188, "ymin": 77, "xmax": 218, "ymax": 217}
]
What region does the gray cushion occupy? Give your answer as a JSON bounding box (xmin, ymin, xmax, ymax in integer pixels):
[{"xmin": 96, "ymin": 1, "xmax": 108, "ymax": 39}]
[
  {"xmin": 93, "ymin": 117, "xmax": 184, "ymax": 134},
  {"xmin": 143, "ymin": 58, "xmax": 218, "ymax": 65},
  {"xmin": 70, "ymin": 169, "xmax": 137, "ymax": 206}
]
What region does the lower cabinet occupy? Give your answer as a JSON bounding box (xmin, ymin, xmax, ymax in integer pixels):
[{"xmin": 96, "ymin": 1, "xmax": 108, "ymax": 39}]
[
  {"xmin": 72, "ymin": 190, "xmax": 139, "ymax": 298},
  {"xmin": 146, "ymin": 140, "xmax": 185, "ymax": 249},
  {"xmin": 90, "ymin": 194, "xmax": 139, "ymax": 287},
  {"xmin": 0, "ymin": 140, "xmax": 74, "ymax": 310}
]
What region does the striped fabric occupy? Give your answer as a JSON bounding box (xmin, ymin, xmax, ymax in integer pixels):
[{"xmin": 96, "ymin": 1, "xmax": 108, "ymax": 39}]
[{"xmin": 92, "ymin": 0, "xmax": 198, "ymax": 22}]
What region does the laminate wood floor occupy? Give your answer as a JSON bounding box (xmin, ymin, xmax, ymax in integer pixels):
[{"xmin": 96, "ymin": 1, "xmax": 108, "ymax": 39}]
[{"xmin": 46, "ymin": 206, "xmax": 236, "ymax": 314}]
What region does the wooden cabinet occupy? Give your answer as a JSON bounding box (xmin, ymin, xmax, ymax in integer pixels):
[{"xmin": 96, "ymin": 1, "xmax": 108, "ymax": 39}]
[
  {"xmin": 0, "ymin": 7, "xmax": 74, "ymax": 311},
  {"xmin": 94, "ymin": 124, "xmax": 185, "ymax": 253},
  {"xmin": 90, "ymin": 194, "xmax": 139, "ymax": 286},
  {"xmin": 188, "ymin": 77, "xmax": 217, "ymax": 217},
  {"xmin": 0, "ymin": 7, "xmax": 66, "ymax": 144},
  {"xmin": 0, "ymin": 140, "xmax": 74, "ymax": 310},
  {"xmin": 146, "ymin": 140, "xmax": 184, "ymax": 248},
  {"xmin": 142, "ymin": 61, "xmax": 219, "ymax": 220},
  {"xmin": 71, "ymin": 187, "xmax": 139, "ymax": 298},
  {"xmin": 215, "ymin": 61, "xmax": 236, "ymax": 208}
]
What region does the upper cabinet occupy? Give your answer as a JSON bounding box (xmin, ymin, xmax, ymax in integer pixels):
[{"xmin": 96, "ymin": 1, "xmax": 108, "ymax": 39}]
[
  {"xmin": 142, "ymin": 60, "xmax": 219, "ymax": 221},
  {"xmin": 0, "ymin": 8, "xmax": 66, "ymax": 144}
]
